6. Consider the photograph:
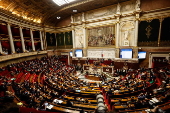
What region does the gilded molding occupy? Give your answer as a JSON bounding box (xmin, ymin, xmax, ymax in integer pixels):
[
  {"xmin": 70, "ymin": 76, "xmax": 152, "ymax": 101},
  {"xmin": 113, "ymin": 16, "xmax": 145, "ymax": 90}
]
[
  {"xmin": 86, "ymin": 23, "xmax": 115, "ymax": 29},
  {"xmin": 139, "ymin": 15, "xmax": 170, "ymax": 21}
]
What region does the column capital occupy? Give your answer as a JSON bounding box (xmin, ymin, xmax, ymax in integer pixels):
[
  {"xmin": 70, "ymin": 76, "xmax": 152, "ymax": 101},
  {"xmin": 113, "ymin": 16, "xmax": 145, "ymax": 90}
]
[
  {"xmin": 115, "ymin": 21, "xmax": 120, "ymax": 24},
  {"xmin": 159, "ymin": 18, "xmax": 164, "ymax": 23},
  {"xmin": 7, "ymin": 23, "xmax": 11, "ymax": 25},
  {"xmin": 19, "ymin": 26, "xmax": 23, "ymax": 29}
]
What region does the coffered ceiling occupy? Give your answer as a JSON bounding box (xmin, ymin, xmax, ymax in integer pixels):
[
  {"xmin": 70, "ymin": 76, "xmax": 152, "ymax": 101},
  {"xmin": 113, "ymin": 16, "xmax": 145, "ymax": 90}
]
[{"xmin": 0, "ymin": 0, "xmax": 129, "ymax": 27}]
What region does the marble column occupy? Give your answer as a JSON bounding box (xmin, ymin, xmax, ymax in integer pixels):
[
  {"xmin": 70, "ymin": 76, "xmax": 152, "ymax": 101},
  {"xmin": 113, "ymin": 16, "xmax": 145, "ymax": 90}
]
[
  {"xmin": 72, "ymin": 29, "xmax": 75, "ymax": 48},
  {"xmin": 19, "ymin": 26, "xmax": 26, "ymax": 52},
  {"xmin": 30, "ymin": 29, "xmax": 35, "ymax": 51},
  {"xmin": 0, "ymin": 41, "xmax": 3, "ymax": 53},
  {"xmin": 83, "ymin": 28, "xmax": 86, "ymax": 48},
  {"xmin": 39, "ymin": 31, "xmax": 44, "ymax": 50},
  {"xmin": 43, "ymin": 31, "xmax": 47, "ymax": 50},
  {"xmin": 134, "ymin": 20, "xmax": 139, "ymax": 47},
  {"xmin": 72, "ymin": 28, "xmax": 76, "ymax": 57},
  {"xmin": 7, "ymin": 23, "xmax": 15, "ymax": 53},
  {"xmin": 68, "ymin": 55, "xmax": 70, "ymax": 65},
  {"xmin": 116, "ymin": 22, "xmax": 120, "ymax": 48},
  {"xmin": 82, "ymin": 24, "xmax": 87, "ymax": 57}
]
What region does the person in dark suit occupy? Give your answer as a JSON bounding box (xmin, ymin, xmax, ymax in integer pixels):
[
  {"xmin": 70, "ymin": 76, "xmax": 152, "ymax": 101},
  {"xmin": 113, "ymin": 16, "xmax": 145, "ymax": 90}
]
[
  {"xmin": 66, "ymin": 100, "xmax": 73, "ymax": 107},
  {"xmin": 80, "ymin": 109, "xmax": 85, "ymax": 113}
]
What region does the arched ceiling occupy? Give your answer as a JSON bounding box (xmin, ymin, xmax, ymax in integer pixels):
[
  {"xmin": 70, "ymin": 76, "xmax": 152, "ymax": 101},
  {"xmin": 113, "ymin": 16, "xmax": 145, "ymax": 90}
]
[{"xmin": 0, "ymin": 0, "xmax": 129, "ymax": 27}]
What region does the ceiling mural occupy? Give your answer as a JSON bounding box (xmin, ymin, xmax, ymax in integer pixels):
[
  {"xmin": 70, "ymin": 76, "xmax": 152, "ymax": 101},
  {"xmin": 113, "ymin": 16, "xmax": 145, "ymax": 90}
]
[{"xmin": 0, "ymin": 0, "xmax": 129, "ymax": 26}]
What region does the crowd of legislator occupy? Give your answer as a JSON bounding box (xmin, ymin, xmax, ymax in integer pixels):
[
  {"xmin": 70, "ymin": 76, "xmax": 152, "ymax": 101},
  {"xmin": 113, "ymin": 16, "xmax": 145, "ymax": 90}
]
[{"xmin": 0, "ymin": 55, "xmax": 170, "ymax": 113}]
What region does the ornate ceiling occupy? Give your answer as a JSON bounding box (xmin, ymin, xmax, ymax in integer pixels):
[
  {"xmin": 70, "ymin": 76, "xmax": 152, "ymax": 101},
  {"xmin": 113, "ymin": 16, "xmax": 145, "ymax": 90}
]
[{"xmin": 0, "ymin": 0, "xmax": 129, "ymax": 27}]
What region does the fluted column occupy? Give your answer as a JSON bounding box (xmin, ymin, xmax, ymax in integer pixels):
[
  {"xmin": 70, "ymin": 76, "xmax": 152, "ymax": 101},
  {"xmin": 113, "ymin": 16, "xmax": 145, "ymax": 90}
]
[
  {"xmin": 115, "ymin": 13, "xmax": 120, "ymax": 48},
  {"xmin": 19, "ymin": 26, "xmax": 26, "ymax": 52},
  {"xmin": 7, "ymin": 23, "xmax": 15, "ymax": 53},
  {"xmin": 72, "ymin": 27, "xmax": 75, "ymax": 49},
  {"xmin": 43, "ymin": 31, "xmax": 47, "ymax": 50},
  {"xmin": 83, "ymin": 26, "xmax": 86, "ymax": 48},
  {"xmin": 0, "ymin": 41, "xmax": 3, "ymax": 53},
  {"xmin": 134, "ymin": 20, "xmax": 139, "ymax": 47},
  {"xmin": 82, "ymin": 24, "xmax": 87, "ymax": 57},
  {"xmin": 116, "ymin": 22, "xmax": 120, "ymax": 48},
  {"xmin": 39, "ymin": 31, "xmax": 44, "ymax": 50},
  {"xmin": 30, "ymin": 29, "xmax": 35, "ymax": 51},
  {"xmin": 68, "ymin": 55, "xmax": 70, "ymax": 65},
  {"xmin": 72, "ymin": 29, "xmax": 75, "ymax": 57}
]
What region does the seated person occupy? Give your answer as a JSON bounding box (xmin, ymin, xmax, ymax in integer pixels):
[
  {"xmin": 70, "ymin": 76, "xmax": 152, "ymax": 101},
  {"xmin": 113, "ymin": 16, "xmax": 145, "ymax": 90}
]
[
  {"xmin": 138, "ymin": 93, "xmax": 146, "ymax": 100},
  {"xmin": 66, "ymin": 100, "xmax": 73, "ymax": 107}
]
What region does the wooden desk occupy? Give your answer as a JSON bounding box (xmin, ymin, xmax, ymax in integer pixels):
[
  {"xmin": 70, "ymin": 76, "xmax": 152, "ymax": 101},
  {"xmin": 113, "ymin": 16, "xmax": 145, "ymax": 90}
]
[
  {"xmin": 52, "ymin": 106, "xmax": 80, "ymax": 113},
  {"xmin": 81, "ymin": 91, "xmax": 99, "ymax": 94},
  {"xmin": 111, "ymin": 99, "xmax": 119, "ymax": 103},
  {"xmin": 86, "ymin": 75, "xmax": 101, "ymax": 81},
  {"xmin": 114, "ymin": 105, "xmax": 128, "ymax": 109},
  {"xmin": 88, "ymin": 100, "xmax": 97, "ymax": 103},
  {"xmin": 160, "ymin": 105, "xmax": 170, "ymax": 111},
  {"xmin": 121, "ymin": 99, "xmax": 128, "ymax": 102},
  {"xmin": 73, "ymin": 103, "xmax": 97, "ymax": 109},
  {"xmin": 119, "ymin": 109, "xmax": 148, "ymax": 113}
]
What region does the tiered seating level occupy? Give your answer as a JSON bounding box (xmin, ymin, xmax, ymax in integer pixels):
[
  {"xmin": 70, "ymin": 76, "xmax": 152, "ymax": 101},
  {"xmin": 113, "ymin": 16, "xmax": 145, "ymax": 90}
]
[
  {"xmin": 1, "ymin": 56, "xmax": 170, "ymax": 113},
  {"xmin": 44, "ymin": 72, "xmax": 98, "ymax": 112},
  {"xmin": 7, "ymin": 57, "xmax": 97, "ymax": 113},
  {"xmin": 102, "ymin": 70, "xmax": 170, "ymax": 113}
]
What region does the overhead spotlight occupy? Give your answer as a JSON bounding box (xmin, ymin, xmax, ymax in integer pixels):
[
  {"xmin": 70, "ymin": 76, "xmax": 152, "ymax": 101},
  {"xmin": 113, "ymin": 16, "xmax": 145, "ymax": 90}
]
[
  {"xmin": 57, "ymin": 17, "xmax": 61, "ymax": 19},
  {"xmin": 73, "ymin": 10, "xmax": 77, "ymax": 12}
]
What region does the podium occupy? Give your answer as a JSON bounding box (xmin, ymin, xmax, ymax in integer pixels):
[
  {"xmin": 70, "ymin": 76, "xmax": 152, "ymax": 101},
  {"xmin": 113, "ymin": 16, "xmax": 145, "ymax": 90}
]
[{"xmin": 83, "ymin": 64, "xmax": 114, "ymax": 74}]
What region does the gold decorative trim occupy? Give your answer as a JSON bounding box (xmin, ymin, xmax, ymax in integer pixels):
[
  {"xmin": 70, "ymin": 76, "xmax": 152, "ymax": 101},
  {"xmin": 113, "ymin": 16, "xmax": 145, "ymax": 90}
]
[
  {"xmin": 86, "ymin": 23, "xmax": 115, "ymax": 29},
  {"xmin": 140, "ymin": 15, "xmax": 170, "ymax": 22},
  {"xmin": 145, "ymin": 25, "xmax": 152, "ymax": 39}
]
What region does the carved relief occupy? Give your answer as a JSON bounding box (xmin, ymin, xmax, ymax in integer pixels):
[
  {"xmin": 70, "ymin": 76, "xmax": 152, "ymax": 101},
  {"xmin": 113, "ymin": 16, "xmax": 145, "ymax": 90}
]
[
  {"xmin": 74, "ymin": 28, "xmax": 84, "ymax": 48},
  {"xmin": 103, "ymin": 50, "xmax": 115, "ymax": 58},
  {"xmin": 87, "ymin": 49, "xmax": 115, "ymax": 58},
  {"xmin": 135, "ymin": 0, "xmax": 140, "ymax": 11},
  {"xmin": 120, "ymin": 21, "xmax": 135, "ymax": 46},
  {"xmin": 120, "ymin": 0, "xmax": 135, "ymax": 12},
  {"xmin": 74, "ymin": 14, "xmax": 82, "ymax": 22},
  {"xmin": 87, "ymin": 50, "xmax": 102, "ymax": 58},
  {"xmin": 85, "ymin": 6, "xmax": 116, "ymax": 20}
]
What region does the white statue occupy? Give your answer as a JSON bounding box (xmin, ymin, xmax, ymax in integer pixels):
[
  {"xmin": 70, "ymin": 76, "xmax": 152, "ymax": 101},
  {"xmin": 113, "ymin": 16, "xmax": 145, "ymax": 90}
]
[
  {"xmin": 136, "ymin": 0, "xmax": 140, "ymax": 10},
  {"xmin": 116, "ymin": 3, "xmax": 121, "ymax": 14},
  {"xmin": 124, "ymin": 30, "xmax": 129, "ymax": 40},
  {"xmin": 71, "ymin": 15, "xmax": 73, "ymax": 23},
  {"xmin": 82, "ymin": 12, "xmax": 85, "ymax": 21},
  {"xmin": 78, "ymin": 36, "xmax": 83, "ymax": 47}
]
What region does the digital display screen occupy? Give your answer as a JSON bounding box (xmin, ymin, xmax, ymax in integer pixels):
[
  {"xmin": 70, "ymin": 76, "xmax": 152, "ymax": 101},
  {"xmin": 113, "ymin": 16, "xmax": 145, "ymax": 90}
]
[
  {"xmin": 138, "ymin": 51, "xmax": 146, "ymax": 59},
  {"xmin": 75, "ymin": 49, "xmax": 83, "ymax": 57},
  {"xmin": 70, "ymin": 51, "xmax": 72, "ymax": 57},
  {"xmin": 120, "ymin": 49, "xmax": 132, "ymax": 59}
]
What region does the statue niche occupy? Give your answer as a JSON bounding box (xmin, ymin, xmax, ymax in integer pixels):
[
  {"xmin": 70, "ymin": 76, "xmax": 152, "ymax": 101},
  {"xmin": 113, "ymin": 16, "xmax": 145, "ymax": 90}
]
[{"xmin": 120, "ymin": 22, "xmax": 135, "ymax": 46}]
